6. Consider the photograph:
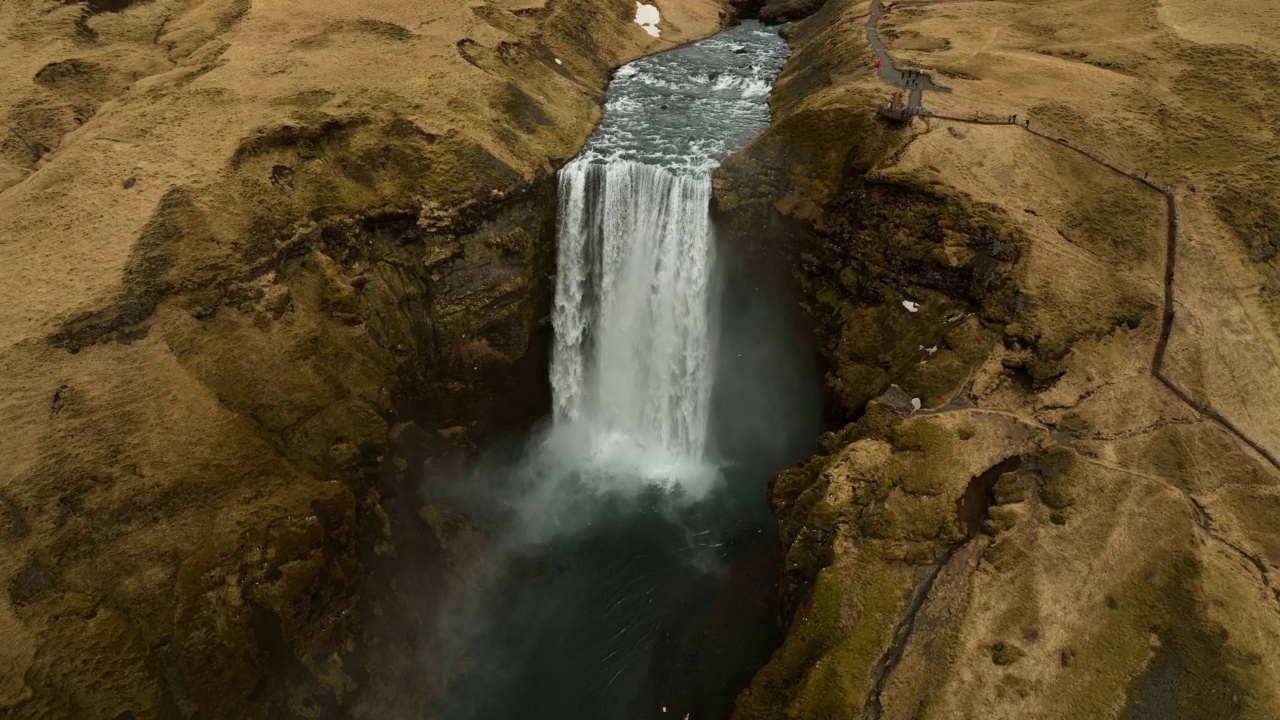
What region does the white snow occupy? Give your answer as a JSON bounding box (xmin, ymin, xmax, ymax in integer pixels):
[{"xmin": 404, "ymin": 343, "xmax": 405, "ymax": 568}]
[
  {"xmin": 911, "ymin": 398, "xmax": 922, "ymax": 412},
  {"xmin": 902, "ymin": 300, "xmax": 919, "ymax": 313},
  {"xmin": 635, "ymin": 2, "xmax": 661, "ymax": 37},
  {"xmin": 555, "ymin": 58, "xmax": 563, "ymax": 65}
]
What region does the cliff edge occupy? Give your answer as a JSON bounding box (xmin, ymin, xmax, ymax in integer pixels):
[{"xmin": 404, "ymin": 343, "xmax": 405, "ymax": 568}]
[
  {"xmin": 718, "ymin": 0, "xmax": 1280, "ymax": 717},
  {"xmin": 0, "ymin": 1, "xmax": 725, "ymax": 717}
]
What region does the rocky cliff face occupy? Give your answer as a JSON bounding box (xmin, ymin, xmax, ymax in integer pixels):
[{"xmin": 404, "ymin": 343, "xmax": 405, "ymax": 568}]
[
  {"xmin": 718, "ymin": 0, "xmax": 1280, "ymax": 717},
  {"xmin": 0, "ymin": 1, "xmax": 726, "ymax": 717}
]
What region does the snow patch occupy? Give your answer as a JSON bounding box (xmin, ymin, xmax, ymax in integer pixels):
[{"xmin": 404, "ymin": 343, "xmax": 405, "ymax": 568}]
[
  {"xmin": 635, "ymin": 2, "xmax": 661, "ymax": 37},
  {"xmin": 911, "ymin": 398, "xmax": 922, "ymax": 412},
  {"xmin": 902, "ymin": 300, "xmax": 920, "ymax": 313},
  {"xmin": 555, "ymin": 58, "xmax": 563, "ymax": 65}
]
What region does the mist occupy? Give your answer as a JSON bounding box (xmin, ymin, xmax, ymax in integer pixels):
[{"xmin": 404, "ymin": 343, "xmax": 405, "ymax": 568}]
[{"xmin": 397, "ymin": 242, "xmax": 818, "ymax": 720}]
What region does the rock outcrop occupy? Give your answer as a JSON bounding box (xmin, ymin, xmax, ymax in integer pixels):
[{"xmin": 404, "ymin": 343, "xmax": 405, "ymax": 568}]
[
  {"xmin": 0, "ymin": 0, "xmax": 725, "ymax": 717},
  {"xmin": 718, "ymin": 0, "xmax": 1280, "ymax": 717}
]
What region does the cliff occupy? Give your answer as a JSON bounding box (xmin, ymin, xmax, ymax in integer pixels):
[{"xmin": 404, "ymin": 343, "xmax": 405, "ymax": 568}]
[
  {"xmin": 717, "ymin": 0, "xmax": 1280, "ymax": 717},
  {"xmin": 0, "ymin": 0, "xmax": 726, "ymax": 717}
]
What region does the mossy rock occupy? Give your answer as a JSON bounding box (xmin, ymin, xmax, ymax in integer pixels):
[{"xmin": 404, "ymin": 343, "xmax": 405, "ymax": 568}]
[
  {"xmin": 993, "ymin": 472, "xmax": 1028, "ymax": 505},
  {"xmin": 991, "ymin": 641, "xmax": 1026, "ymax": 666},
  {"xmin": 983, "ymin": 505, "xmax": 1020, "ymax": 535},
  {"xmin": 1033, "ymin": 445, "xmax": 1077, "ymax": 510},
  {"xmin": 985, "ymin": 537, "xmax": 1029, "ymax": 573},
  {"xmin": 891, "ymin": 418, "xmax": 947, "ymax": 453}
]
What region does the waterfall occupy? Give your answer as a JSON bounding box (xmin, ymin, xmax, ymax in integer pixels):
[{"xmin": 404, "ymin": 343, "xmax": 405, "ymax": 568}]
[
  {"xmin": 551, "ymin": 160, "xmax": 717, "ymax": 461},
  {"xmin": 534, "ymin": 17, "xmax": 787, "ymax": 493},
  {"xmin": 430, "ymin": 23, "xmax": 798, "ymax": 720}
]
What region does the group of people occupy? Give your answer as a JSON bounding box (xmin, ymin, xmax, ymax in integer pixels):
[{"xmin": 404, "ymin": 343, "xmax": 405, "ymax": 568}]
[{"xmin": 872, "ymin": 57, "xmax": 927, "ymax": 90}]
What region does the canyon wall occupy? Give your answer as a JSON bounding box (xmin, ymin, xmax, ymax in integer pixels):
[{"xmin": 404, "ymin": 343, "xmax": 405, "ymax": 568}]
[
  {"xmin": 0, "ymin": 1, "xmax": 728, "ymax": 717},
  {"xmin": 717, "ymin": 1, "xmax": 1280, "ymax": 717}
]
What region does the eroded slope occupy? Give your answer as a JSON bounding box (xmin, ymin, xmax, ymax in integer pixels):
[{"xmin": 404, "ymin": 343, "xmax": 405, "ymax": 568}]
[
  {"xmin": 0, "ymin": 0, "xmax": 726, "ymax": 717},
  {"xmin": 719, "ymin": 0, "xmax": 1280, "ymax": 717}
]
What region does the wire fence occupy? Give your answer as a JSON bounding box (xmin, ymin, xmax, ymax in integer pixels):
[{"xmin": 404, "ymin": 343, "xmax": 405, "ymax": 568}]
[{"xmin": 905, "ymin": 108, "xmax": 1280, "ymax": 471}]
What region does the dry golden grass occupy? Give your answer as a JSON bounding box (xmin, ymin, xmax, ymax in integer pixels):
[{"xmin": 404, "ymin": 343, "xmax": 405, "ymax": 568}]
[
  {"xmin": 733, "ymin": 0, "xmax": 1280, "ymax": 717},
  {"xmin": 0, "ymin": 0, "xmax": 726, "ymax": 715}
]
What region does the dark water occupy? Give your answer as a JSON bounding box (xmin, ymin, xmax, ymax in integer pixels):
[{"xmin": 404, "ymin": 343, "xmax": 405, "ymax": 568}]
[
  {"xmin": 445, "ymin": 477, "xmax": 787, "ymax": 720},
  {"xmin": 431, "ymin": 22, "xmax": 818, "ymax": 720}
]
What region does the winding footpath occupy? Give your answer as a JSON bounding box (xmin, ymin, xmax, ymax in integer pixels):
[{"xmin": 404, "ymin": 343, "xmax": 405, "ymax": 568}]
[
  {"xmin": 858, "ymin": 2, "xmax": 1280, "ymax": 717},
  {"xmin": 862, "ymin": 0, "xmax": 1280, "ymax": 473},
  {"xmin": 865, "ymin": 0, "xmax": 949, "ymax": 113}
]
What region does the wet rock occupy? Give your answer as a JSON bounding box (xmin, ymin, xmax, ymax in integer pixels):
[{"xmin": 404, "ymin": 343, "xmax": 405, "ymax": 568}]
[
  {"xmin": 437, "ymin": 425, "xmax": 466, "ymax": 441},
  {"xmin": 728, "ymin": 0, "xmax": 764, "ymax": 19},
  {"xmin": 874, "ymin": 384, "xmax": 917, "ymax": 416},
  {"xmin": 759, "ymin": 0, "xmax": 829, "ymax": 24},
  {"xmin": 420, "ymin": 503, "xmax": 489, "ymax": 581},
  {"xmin": 329, "ymin": 442, "xmax": 360, "ymax": 469}
]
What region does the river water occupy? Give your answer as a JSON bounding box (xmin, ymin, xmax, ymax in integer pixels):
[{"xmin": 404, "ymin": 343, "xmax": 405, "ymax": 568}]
[
  {"xmin": 551, "ymin": 19, "xmax": 789, "ymax": 478},
  {"xmin": 437, "ymin": 21, "xmax": 817, "ymax": 720}
]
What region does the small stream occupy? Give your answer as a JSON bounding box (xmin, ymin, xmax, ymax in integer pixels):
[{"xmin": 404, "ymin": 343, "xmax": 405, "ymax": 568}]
[{"xmin": 435, "ymin": 22, "xmax": 818, "ymax": 720}]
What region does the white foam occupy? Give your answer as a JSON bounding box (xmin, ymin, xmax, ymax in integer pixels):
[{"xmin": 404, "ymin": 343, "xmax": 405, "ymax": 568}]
[
  {"xmin": 636, "ymin": 74, "xmax": 683, "ymax": 90},
  {"xmin": 711, "ymin": 75, "xmax": 771, "ymax": 98},
  {"xmin": 552, "ymin": 160, "xmax": 717, "ymax": 463},
  {"xmin": 635, "ymin": 2, "xmax": 661, "ymax": 37},
  {"xmin": 530, "ymin": 22, "xmax": 788, "ymax": 508}
]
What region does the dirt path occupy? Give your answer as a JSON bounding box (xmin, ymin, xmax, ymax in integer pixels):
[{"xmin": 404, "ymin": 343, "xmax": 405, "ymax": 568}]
[
  {"xmin": 850, "ymin": 2, "xmax": 1280, "ymax": 713},
  {"xmin": 865, "ymin": 0, "xmax": 949, "ymax": 113},
  {"xmin": 863, "ymin": 0, "xmax": 1280, "ymax": 474}
]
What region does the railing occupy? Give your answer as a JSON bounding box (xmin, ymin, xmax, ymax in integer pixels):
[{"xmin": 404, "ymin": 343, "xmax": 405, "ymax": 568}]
[{"xmin": 900, "ymin": 109, "xmax": 1280, "ymax": 470}]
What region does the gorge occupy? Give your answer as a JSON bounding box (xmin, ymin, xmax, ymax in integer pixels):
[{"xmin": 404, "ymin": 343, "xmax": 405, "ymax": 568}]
[
  {"xmin": 422, "ymin": 22, "xmax": 819, "ymax": 719},
  {"xmin": 4, "ymin": 0, "xmax": 1280, "ymax": 718}
]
